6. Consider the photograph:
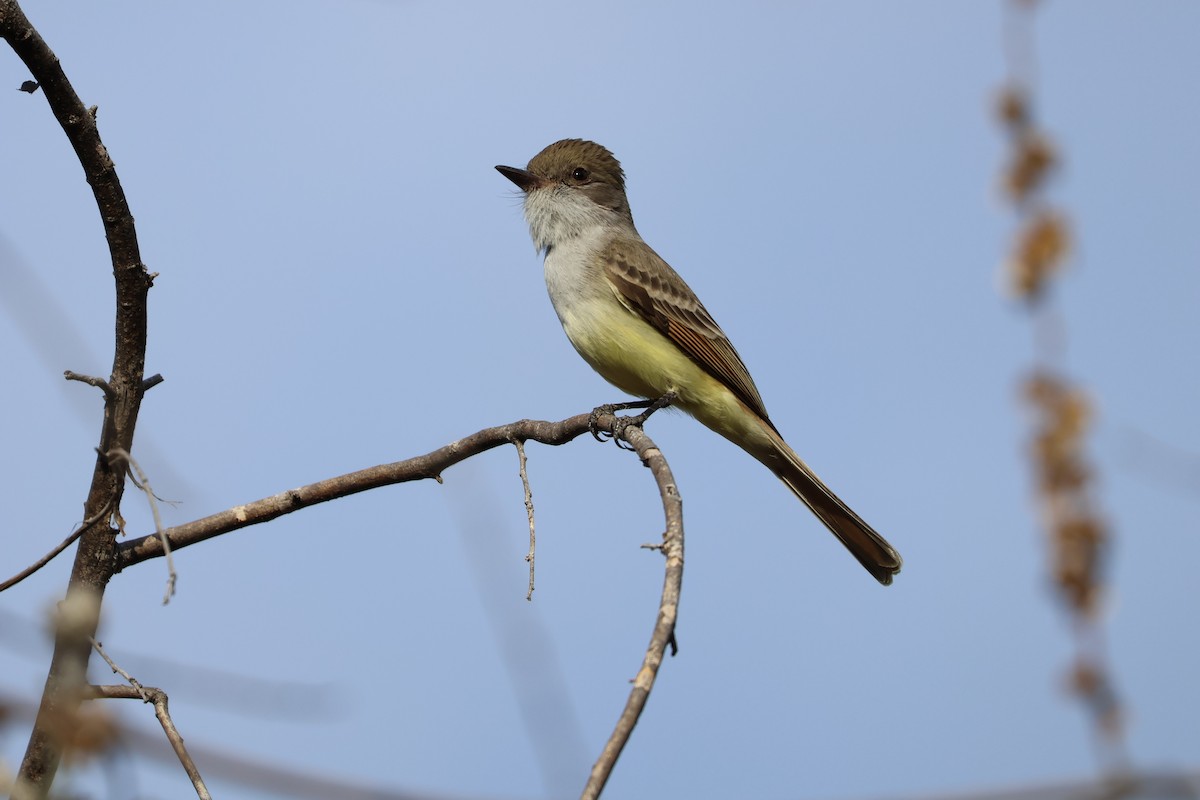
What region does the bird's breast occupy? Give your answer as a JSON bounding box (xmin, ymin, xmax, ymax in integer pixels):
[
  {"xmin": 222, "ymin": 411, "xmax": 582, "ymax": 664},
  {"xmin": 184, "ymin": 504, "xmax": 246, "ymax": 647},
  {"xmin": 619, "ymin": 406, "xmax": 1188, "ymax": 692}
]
[{"xmin": 542, "ymin": 240, "xmax": 714, "ymax": 404}]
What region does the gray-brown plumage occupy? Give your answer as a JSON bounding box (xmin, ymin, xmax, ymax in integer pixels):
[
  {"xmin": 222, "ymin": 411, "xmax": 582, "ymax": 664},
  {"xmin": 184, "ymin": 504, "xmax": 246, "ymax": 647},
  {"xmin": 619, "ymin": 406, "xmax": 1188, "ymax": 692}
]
[{"xmin": 497, "ymin": 139, "xmax": 902, "ymax": 585}]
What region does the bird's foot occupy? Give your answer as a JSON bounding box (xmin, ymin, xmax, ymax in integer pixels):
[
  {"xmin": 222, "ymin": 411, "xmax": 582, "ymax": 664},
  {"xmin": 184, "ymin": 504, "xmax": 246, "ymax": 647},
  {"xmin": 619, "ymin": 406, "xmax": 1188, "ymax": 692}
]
[{"xmin": 589, "ymin": 392, "xmax": 678, "ymax": 450}]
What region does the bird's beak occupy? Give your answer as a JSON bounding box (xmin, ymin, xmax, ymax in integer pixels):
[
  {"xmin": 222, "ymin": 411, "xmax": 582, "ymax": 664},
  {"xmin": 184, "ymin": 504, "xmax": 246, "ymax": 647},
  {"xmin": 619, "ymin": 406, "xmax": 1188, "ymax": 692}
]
[{"xmin": 495, "ymin": 165, "xmax": 543, "ymax": 193}]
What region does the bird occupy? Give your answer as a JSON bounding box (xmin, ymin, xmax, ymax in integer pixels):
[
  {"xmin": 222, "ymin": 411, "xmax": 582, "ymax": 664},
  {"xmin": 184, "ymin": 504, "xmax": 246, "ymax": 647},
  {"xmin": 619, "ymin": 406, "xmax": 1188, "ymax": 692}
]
[{"xmin": 496, "ymin": 139, "xmax": 901, "ymax": 585}]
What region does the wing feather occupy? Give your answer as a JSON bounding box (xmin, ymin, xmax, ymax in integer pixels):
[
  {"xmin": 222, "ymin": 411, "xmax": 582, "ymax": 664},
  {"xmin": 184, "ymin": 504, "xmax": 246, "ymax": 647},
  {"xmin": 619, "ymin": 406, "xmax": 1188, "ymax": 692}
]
[{"xmin": 601, "ymin": 238, "xmax": 772, "ymax": 423}]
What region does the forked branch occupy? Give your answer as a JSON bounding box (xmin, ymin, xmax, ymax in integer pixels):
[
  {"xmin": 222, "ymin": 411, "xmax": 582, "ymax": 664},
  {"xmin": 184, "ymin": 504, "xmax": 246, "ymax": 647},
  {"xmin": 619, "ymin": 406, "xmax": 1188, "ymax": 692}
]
[{"xmin": 113, "ymin": 410, "xmax": 684, "ymax": 799}]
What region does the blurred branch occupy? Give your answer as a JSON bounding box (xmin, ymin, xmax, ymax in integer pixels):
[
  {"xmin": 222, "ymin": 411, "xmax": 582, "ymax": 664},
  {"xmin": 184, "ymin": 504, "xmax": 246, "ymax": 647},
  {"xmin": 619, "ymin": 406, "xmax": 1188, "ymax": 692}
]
[
  {"xmin": 1118, "ymin": 427, "xmax": 1200, "ymax": 497},
  {"xmin": 996, "ymin": 0, "xmax": 1127, "ymax": 774},
  {"xmin": 877, "ymin": 770, "xmax": 1200, "ymax": 800},
  {"xmin": 2, "ymin": 0, "xmax": 155, "ymax": 795},
  {"xmin": 0, "ymin": 689, "xmax": 510, "ymax": 800}
]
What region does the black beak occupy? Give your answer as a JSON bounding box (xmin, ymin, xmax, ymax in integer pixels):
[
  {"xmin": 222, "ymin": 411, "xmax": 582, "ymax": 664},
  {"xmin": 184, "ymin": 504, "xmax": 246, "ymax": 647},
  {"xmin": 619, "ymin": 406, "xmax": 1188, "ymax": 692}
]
[{"xmin": 495, "ymin": 165, "xmax": 542, "ymax": 192}]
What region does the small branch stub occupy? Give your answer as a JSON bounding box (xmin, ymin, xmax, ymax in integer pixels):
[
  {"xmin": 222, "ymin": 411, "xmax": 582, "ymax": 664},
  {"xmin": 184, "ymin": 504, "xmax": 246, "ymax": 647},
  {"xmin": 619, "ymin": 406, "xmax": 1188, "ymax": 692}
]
[{"xmin": 63, "ymin": 370, "xmax": 114, "ymax": 398}]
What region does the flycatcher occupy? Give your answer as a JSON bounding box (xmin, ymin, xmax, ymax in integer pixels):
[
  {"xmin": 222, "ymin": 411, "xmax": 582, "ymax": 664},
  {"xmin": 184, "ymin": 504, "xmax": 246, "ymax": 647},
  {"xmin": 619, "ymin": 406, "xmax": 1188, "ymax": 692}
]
[{"xmin": 496, "ymin": 139, "xmax": 902, "ymax": 585}]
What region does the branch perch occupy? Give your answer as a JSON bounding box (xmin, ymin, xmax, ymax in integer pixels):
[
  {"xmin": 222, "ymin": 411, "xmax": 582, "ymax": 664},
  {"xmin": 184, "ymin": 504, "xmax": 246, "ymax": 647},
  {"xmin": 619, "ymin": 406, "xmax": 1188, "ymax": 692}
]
[{"xmin": 119, "ymin": 413, "xmax": 601, "ymax": 568}]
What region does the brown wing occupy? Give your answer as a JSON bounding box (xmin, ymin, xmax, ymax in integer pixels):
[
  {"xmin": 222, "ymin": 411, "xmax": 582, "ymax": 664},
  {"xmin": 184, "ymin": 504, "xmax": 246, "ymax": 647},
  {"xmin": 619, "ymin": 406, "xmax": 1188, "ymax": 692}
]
[{"xmin": 601, "ymin": 237, "xmax": 772, "ymax": 423}]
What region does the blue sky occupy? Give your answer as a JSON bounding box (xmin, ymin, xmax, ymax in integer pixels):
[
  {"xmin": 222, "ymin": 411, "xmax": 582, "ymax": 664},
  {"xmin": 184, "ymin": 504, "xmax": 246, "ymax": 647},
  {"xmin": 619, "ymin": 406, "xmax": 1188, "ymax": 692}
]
[{"xmin": 2, "ymin": 2, "xmax": 1198, "ymax": 798}]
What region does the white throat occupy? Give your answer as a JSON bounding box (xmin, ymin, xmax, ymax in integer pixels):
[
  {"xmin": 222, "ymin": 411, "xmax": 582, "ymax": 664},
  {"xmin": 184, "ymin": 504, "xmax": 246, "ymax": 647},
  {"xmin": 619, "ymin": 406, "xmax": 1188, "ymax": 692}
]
[{"xmin": 522, "ymin": 185, "xmax": 631, "ymax": 255}]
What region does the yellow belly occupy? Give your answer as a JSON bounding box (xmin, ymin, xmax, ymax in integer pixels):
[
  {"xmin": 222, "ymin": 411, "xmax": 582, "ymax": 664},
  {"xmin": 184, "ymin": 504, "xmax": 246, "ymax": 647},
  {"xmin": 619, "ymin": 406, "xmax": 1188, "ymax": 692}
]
[{"xmin": 558, "ymin": 297, "xmax": 775, "ymax": 456}]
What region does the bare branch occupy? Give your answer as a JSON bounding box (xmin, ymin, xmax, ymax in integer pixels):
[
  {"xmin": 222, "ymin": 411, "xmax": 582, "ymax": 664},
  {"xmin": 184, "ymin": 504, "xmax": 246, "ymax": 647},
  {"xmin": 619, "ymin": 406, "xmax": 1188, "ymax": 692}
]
[
  {"xmin": 582, "ymin": 422, "xmax": 684, "ymax": 799},
  {"xmin": 88, "ymin": 639, "xmax": 211, "ymax": 797},
  {"xmin": 2, "ymin": 0, "xmax": 155, "ymax": 791},
  {"xmin": 117, "ymin": 413, "xmax": 605, "ymax": 569},
  {"xmin": 86, "ymin": 685, "xmax": 212, "ymax": 800}
]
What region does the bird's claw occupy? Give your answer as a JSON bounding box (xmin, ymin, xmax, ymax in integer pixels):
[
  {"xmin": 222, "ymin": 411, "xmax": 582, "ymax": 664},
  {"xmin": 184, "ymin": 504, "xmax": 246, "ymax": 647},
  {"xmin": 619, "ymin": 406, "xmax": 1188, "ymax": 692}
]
[
  {"xmin": 588, "ymin": 393, "xmax": 678, "ymax": 448},
  {"xmin": 588, "ymin": 405, "xmax": 619, "ymax": 443}
]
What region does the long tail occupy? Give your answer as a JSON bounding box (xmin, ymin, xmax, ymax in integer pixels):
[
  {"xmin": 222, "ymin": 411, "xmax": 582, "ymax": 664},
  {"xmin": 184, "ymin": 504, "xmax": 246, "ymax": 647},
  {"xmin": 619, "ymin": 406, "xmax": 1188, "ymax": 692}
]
[{"xmin": 761, "ymin": 428, "xmax": 902, "ymax": 585}]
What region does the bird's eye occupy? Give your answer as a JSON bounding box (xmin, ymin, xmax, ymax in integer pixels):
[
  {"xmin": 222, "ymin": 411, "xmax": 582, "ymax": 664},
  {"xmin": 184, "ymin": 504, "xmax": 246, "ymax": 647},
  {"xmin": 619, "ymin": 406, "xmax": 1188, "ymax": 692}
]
[{"xmin": 571, "ymin": 167, "xmax": 590, "ymax": 181}]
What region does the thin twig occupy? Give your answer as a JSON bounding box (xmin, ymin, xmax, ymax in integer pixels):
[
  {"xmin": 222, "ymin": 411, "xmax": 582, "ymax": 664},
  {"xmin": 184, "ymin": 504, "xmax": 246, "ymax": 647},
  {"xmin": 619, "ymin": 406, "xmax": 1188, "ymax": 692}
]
[
  {"xmin": 110, "ymin": 447, "xmax": 176, "ymax": 603},
  {"xmin": 0, "ymin": 500, "xmax": 112, "ymax": 593},
  {"xmin": 512, "ymin": 438, "xmax": 537, "ymax": 600},
  {"xmin": 581, "ymin": 420, "xmax": 684, "ymax": 800},
  {"xmin": 90, "ymin": 638, "xmax": 149, "ymax": 701},
  {"xmin": 86, "ymin": 685, "xmax": 212, "ymax": 800}
]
